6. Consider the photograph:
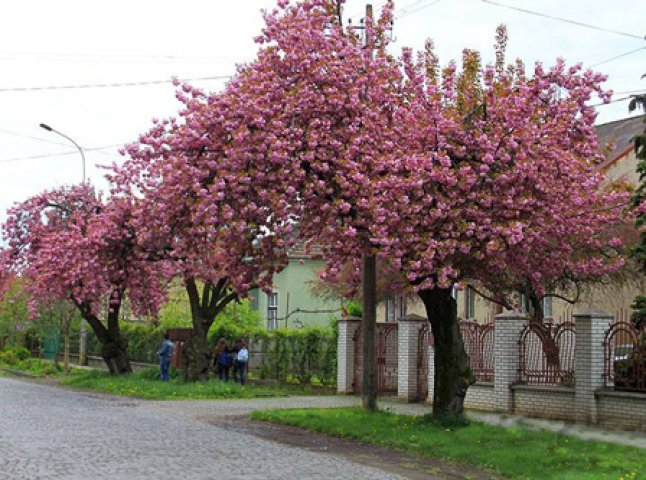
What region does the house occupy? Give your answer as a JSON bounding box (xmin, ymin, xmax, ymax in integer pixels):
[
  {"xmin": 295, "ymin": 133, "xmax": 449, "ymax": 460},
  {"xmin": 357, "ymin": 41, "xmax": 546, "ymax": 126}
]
[
  {"xmin": 249, "ymin": 242, "xmax": 342, "ymax": 329},
  {"xmin": 378, "ymin": 114, "xmax": 646, "ymax": 324}
]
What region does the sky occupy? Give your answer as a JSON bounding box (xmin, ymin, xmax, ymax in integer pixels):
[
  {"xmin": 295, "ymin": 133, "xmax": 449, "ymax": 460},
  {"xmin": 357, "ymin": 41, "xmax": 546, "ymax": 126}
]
[{"xmin": 0, "ymin": 0, "xmax": 644, "ymax": 226}]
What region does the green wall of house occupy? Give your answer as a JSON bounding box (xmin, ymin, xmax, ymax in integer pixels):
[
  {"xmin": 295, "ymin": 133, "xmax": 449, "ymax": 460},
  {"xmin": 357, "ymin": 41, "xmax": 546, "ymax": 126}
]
[{"xmin": 252, "ymin": 258, "xmax": 342, "ymax": 329}]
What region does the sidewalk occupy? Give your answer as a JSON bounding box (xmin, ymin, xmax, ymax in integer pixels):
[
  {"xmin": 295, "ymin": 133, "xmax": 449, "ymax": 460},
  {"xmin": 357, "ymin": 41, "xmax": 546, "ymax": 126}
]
[{"xmin": 379, "ymin": 399, "xmax": 646, "ymax": 449}]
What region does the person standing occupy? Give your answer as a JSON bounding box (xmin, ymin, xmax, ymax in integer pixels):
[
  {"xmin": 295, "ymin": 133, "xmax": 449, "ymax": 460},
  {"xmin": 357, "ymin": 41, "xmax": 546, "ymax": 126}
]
[
  {"xmin": 213, "ymin": 338, "xmax": 232, "ymax": 381},
  {"xmin": 232, "ymin": 338, "xmax": 249, "ymax": 385},
  {"xmin": 157, "ymin": 332, "xmax": 174, "ymax": 381}
]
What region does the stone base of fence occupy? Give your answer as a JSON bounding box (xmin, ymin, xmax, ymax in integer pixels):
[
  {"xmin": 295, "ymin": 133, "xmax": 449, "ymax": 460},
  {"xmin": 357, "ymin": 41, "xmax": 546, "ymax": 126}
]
[
  {"xmin": 596, "ymin": 389, "xmax": 646, "ymax": 431},
  {"xmin": 464, "ymin": 382, "xmax": 496, "ymax": 411},
  {"xmin": 512, "ymin": 385, "xmax": 577, "ymax": 422}
]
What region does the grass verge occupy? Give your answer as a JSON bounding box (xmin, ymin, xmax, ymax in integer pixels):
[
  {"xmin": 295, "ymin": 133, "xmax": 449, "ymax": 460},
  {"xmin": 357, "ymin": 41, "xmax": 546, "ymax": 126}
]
[
  {"xmin": 251, "ymin": 408, "xmax": 643, "ymax": 480},
  {"xmin": 59, "ymin": 368, "xmax": 330, "ymax": 400},
  {"xmin": 0, "ymin": 358, "xmax": 67, "ymax": 377}
]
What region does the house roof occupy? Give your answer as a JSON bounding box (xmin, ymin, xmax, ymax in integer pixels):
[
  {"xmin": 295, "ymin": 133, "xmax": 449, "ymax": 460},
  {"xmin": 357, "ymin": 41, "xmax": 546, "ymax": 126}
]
[
  {"xmin": 596, "ymin": 114, "xmax": 644, "ymax": 165},
  {"xmin": 288, "ymin": 239, "xmax": 324, "ymax": 260}
]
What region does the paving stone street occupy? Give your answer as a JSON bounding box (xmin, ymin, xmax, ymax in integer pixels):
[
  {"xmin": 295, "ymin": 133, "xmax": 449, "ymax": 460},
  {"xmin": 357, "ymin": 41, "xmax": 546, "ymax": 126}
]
[{"xmin": 0, "ymin": 377, "xmax": 406, "ymax": 480}]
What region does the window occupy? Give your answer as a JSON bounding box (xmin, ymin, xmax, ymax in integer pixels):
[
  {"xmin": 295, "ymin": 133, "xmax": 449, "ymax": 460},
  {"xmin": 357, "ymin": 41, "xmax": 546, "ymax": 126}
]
[
  {"xmin": 519, "ymin": 293, "xmax": 528, "ymax": 314},
  {"xmin": 267, "ymin": 292, "xmax": 278, "ymax": 330},
  {"xmin": 542, "ymin": 296, "xmax": 553, "ymax": 318},
  {"xmin": 385, "ymin": 296, "xmax": 407, "ymax": 322},
  {"xmin": 465, "ymin": 287, "xmax": 476, "ymax": 319}
]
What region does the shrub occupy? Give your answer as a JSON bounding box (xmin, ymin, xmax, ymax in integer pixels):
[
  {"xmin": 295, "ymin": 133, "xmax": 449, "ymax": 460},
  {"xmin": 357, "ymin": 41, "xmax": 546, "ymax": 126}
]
[{"xmin": 0, "ymin": 345, "xmax": 31, "ymax": 365}]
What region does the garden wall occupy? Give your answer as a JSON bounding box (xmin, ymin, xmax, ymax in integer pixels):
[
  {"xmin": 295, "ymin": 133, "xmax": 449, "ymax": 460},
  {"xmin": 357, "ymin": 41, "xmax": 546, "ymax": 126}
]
[
  {"xmin": 511, "ymin": 385, "xmax": 577, "ymax": 422},
  {"xmin": 464, "ymin": 382, "xmax": 496, "ymax": 411},
  {"xmin": 596, "ymin": 390, "xmax": 646, "ymax": 431}
]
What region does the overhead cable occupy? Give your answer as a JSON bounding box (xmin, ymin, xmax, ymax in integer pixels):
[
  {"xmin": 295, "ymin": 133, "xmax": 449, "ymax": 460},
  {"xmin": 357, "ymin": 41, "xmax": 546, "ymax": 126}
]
[
  {"xmin": 590, "ymin": 46, "xmax": 646, "ymax": 68},
  {"xmin": 0, "ymin": 75, "xmax": 232, "ymax": 93},
  {"xmin": 482, "ymin": 0, "xmax": 645, "ymax": 41}
]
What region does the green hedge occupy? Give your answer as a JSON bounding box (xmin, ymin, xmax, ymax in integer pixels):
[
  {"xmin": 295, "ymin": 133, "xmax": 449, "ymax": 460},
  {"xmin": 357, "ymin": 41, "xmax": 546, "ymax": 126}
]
[
  {"xmin": 83, "ymin": 323, "xmax": 165, "ymax": 364},
  {"xmin": 78, "ymin": 322, "xmax": 338, "ymax": 386}
]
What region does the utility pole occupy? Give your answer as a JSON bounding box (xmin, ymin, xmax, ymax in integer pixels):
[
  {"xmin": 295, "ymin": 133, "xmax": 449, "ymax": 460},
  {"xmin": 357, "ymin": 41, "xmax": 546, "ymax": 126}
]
[{"xmin": 361, "ymin": 3, "xmax": 378, "ymax": 412}]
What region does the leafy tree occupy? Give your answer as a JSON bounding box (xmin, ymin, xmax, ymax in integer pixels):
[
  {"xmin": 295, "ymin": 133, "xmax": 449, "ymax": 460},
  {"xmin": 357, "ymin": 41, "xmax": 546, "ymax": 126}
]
[
  {"xmin": 628, "ymin": 89, "xmax": 646, "ymax": 270},
  {"xmin": 112, "ymin": 0, "xmax": 626, "ymax": 416},
  {"xmin": 628, "ymin": 83, "xmax": 646, "ymax": 329},
  {"xmin": 0, "ymin": 275, "xmax": 29, "ymax": 348},
  {"xmin": 1, "ymin": 185, "xmax": 168, "ymax": 374}
]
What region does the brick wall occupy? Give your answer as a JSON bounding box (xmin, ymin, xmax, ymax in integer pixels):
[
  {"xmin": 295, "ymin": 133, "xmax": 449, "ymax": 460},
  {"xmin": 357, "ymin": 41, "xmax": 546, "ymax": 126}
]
[
  {"xmin": 512, "ymin": 385, "xmax": 577, "ymax": 421},
  {"xmin": 464, "ymin": 382, "xmax": 496, "ymax": 411},
  {"xmin": 596, "ymin": 390, "xmax": 646, "ymax": 431}
]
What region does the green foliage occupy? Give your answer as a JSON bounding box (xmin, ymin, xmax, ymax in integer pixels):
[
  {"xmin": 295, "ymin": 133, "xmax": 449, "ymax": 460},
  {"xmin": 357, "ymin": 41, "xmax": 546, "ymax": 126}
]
[
  {"xmin": 255, "ymin": 327, "xmax": 337, "ymax": 386},
  {"xmin": 628, "ymin": 93, "xmax": 645, "ymax": 270},
  {"xmin": 252, "ymin": 408, "xmax": 645, "ymax": 480},
  {"xmin": 0, "ymin": 344, "xmax": 31, "ymax": 364},
  {"xmin": 0, "ymin": 277, "xmax": 30, "ymax": 348},
  {"xmin": 156, "ymin": 283, "xmax": 192, "ymax": 328},
  {"xmin": 0, "ymin": 345, "xmax": 63, "ymax": 376},
  {"xmin": 346, "ymin": 300, "xmax": 363, "ymax": 317},
  {"xmin": 631, "ymin": 295, "xmax": 646, "ymax": 329}
]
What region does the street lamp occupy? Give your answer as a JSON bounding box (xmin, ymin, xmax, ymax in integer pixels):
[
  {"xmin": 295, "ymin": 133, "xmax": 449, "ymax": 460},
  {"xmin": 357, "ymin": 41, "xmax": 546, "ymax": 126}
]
[
  {"xmin": 39, "ymin": 123, "xmax": 88, "ymax": 365},
  {"xmin": 39, "ymin": 123, "xmax": 86, "ymax": 183}
]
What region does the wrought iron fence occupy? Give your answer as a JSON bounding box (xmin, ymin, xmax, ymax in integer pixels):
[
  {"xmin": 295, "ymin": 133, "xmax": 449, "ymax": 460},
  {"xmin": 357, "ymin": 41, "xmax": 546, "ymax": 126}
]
[
  {"xmin": 603, "ymin": 321, "xmax": 646, "ymax": 393},
  {"xmin": 519, "ymin": 322, "xmax": 576, "ymax": 386},
  {"xmin": 460, "ymin": 320, "xmax": 495, "ymax": 382},
  {"xmin": 352, "ymin": 323, "xmax": 398, "ymax": 395}
]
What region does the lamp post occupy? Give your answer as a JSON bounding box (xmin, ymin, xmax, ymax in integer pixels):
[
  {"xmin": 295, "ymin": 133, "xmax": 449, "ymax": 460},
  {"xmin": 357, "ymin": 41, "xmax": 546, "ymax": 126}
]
[
  {"xmin": 39, "ymin": 123, "xmax": 86, "ymax": 183},
  {"xmin": 39, "ymin": 123, "xmax": 88, "ymax": 365}
]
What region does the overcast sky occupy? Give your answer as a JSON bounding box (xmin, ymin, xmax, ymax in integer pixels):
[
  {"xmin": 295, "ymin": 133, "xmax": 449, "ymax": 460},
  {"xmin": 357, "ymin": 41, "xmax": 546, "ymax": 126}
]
[{"xmin": 0, "ymin": 0, "xmax": 644, "ymax": 226}]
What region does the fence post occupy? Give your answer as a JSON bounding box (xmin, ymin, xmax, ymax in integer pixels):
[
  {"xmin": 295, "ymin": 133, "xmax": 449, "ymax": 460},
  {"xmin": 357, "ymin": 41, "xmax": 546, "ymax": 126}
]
[
  {"xmin": 494, "ymin": 311, "xmax": 526, "ymax": 412},
  {"xmin": 574, "ymin": 311, "xmax": 612, "ymax": 424},
  {"xmin": 337, "ymin": 316, "xmax": 361, "ymax": 394},
  {"xmin": 427, "ymin": 340, "xmax": 435, "ymax": 404},
  {"xmin": 397, "ymin": 314, "xmax": 427, "ymax": 402}
]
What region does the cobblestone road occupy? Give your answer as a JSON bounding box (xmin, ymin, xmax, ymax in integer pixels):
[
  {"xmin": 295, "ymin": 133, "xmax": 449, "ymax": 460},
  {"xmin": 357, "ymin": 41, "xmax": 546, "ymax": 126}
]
[{"xmin": 0, "ymin": 378, "xmax": 406, "ymax": 480}]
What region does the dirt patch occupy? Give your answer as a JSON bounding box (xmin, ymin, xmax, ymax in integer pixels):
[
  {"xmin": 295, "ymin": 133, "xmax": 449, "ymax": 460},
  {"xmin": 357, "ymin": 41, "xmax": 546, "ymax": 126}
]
[{"xmin": 207, "ymin": 415, "xmax": 501, "ymax": 480}]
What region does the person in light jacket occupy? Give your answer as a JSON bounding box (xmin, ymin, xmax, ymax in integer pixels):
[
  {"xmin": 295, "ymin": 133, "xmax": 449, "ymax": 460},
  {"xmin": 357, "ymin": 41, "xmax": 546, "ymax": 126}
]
[{"xmin": 157, "ymin": 332, "xmax": 174, "ymax": 381}]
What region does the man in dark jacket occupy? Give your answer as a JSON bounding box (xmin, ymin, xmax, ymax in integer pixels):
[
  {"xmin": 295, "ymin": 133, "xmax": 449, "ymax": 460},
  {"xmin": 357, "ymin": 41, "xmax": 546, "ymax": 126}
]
[{"xmin": 157, "ymin": 332, "xmax": 174, "ymax": 381}]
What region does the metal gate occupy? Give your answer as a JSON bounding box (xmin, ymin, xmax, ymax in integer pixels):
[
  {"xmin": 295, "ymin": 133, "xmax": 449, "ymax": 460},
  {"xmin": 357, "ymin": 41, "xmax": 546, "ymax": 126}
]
[{"xmin": 352, "ymin": 323, "xmax": 398, "ymax": 395}]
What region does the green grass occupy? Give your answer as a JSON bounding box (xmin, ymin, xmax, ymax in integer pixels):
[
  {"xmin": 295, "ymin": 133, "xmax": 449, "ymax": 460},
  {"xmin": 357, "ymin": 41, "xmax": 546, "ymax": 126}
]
[
  {"xmin": 59, "ymin": 368, "xmax": 330, "ymax": 400},
  {"xmin": 0, "ymin": 358, "xmax": 66, "ymax": 377},
  {"xmin": 251, "ymin": 408, "xmax": 644, "ymax": 480}
]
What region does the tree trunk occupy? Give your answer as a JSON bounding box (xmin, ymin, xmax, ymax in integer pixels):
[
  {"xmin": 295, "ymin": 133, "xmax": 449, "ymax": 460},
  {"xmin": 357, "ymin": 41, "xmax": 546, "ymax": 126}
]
[
  {"xmin": 182, "ymin": 333, "xmax": 211, "ymax": 382},
  {"xmin": 418, "ymin": 287, "xmax": 474, "ymax": 417},
  {"xmin": 528, "ymin": 291, "xmax": 544, "ymax": 324},
  {"xmin": 362, "ymin": 254, "xmax": 378, "ymax": 411},
  {"xmin": 100, "ymin": 336, "xmax": 132, "ymax": 375},
  {"xmin": 182, "ymin": 277, "xmax": 237, "ymax": 382}
]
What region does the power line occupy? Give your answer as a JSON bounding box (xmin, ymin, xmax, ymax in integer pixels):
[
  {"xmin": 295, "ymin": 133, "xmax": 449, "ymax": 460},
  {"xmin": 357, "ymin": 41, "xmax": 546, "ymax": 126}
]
[
  {"xmin": 0, "ymin": 50, "xmax": 246, "ymax": 64},
  {"xmin": 0, "ymin": 144, "xmax": 123, "ymax": 163},
  {"xmin": 482, "ymin": 0, "xmax": 645, "ymax": 41},
  {"xmin": 590, "ymin": 96, "xmax": 635, "ymax": 107},
  {"xmin": 0, "ymin": 75, "xmax": 232, "ymax": 93},
  {"xmin": 395, "ymin": 0, "xmax": 442, "ymax": 20},
  {"xmin": 590, "ymin": 46, "xmax": 646, "ymax": 68},
  {"xmin": 0, "ymin": 128, "xmax": 70, "ymax": 147}
]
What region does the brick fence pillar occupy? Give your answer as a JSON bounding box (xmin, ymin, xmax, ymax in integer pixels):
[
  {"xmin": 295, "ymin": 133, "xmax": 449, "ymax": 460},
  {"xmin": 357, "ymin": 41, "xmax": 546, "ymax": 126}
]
[
  {"xmin": 426, "ymin": 341, "xmax": 435, "ymax": 404},
  {"xmin": 397, "ymin": 314, "xmax": 427, "ymax": 402},
  {"xmin": 337, "ymin": 316, "xmax": 361, "ymax": 394},
  {"xmin": 574, "ymin": 311, "xmax": 612, "ymax": 424},
  {"xmin": 494, "ymin": 311, "xmax": 526, "ymax": 412}
]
